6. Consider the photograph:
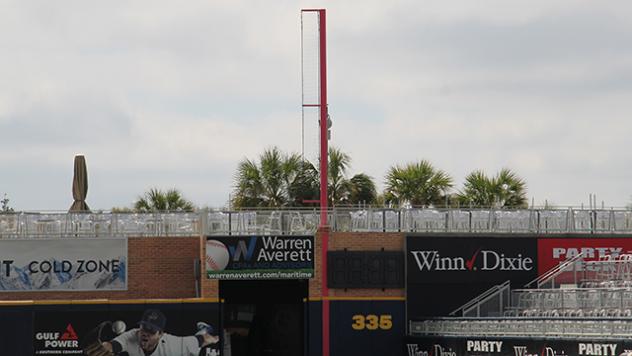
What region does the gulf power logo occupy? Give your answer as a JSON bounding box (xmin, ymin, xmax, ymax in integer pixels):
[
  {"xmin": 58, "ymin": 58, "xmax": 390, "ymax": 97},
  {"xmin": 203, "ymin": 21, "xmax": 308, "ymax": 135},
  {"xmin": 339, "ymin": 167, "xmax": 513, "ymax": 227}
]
[{"xmin": 36, "ymin": 324, "xmax": 79, "ymax": 349}]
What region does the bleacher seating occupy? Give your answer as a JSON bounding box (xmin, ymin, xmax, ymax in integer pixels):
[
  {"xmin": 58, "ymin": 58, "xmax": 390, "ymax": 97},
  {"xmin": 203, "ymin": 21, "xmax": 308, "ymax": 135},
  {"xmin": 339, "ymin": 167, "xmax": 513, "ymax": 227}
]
[{"xmin": 411, "ymin": 252, "xmax": 632, "ymax": 338}]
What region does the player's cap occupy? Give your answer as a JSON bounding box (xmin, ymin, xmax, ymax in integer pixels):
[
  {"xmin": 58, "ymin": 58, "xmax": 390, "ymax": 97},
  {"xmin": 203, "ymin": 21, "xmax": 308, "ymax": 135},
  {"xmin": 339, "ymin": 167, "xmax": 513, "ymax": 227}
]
[
  {"xmin": 139, "ymin": 309, "xmax": 166, "ymax": 333},
  {"xmin": 196, "ymin": 321, "xmax": 214, "ymax": 335}
]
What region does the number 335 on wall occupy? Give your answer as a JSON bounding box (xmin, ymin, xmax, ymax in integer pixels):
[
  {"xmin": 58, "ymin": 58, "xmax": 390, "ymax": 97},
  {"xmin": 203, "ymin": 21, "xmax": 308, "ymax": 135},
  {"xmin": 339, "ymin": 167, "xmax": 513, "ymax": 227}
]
[{"xmin": 351, "ymin": 314, "xmax": 392, "ymax": 330}]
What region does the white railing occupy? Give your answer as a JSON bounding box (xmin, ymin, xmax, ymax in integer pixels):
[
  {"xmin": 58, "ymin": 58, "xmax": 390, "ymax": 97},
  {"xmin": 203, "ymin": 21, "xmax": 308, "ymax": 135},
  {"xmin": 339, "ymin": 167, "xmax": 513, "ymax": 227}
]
[
  {"xmin": 410, "ymin": 253, "xmax": 632, "ymax": 339},
  {"xmin": 450, "ymin": 281, "xmax": 511, "ymax": 317},
  {"xmin": 1, "ymin": 208, "xmax": 632, "ymax": 238},
  {"xmin": 409, "ymin": 317, "xmax": 632, "ymax": 338},
  {"xmin": 509, "ymin": 288, "xmax": 632, "ymax": 317},
  {"xmin": 525, "ymin": 252, "xmax": 586, "ymax": 289}
]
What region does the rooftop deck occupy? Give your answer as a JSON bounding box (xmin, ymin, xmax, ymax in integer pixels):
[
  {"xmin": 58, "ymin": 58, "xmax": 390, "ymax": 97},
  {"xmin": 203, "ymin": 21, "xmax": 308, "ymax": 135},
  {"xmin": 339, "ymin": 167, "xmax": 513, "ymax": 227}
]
[{"xmin": 1, "ymin": 208, "xmax": 632, "ymax": 238}]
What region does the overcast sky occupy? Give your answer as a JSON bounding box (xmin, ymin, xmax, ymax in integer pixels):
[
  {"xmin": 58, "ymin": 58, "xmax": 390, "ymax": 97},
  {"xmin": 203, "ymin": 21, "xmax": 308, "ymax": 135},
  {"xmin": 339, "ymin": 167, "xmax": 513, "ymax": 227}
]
[{"xmin": 1, "ymin": 0, "xmax": 631, "ymax": 211}]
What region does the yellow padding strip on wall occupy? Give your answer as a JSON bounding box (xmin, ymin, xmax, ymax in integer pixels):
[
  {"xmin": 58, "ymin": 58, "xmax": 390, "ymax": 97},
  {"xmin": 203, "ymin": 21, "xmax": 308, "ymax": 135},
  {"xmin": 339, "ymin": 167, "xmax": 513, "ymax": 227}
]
[
  {"xmin": 308, "ymin": 296, "xmax": 405, "ymax": 302},
  {"xmin": 0, "ymin": 300, "xmax": 35, "ymax": 306},
  {"xmin": 0, "ymin": 297, "xmax": 220, "ymax": 307}
]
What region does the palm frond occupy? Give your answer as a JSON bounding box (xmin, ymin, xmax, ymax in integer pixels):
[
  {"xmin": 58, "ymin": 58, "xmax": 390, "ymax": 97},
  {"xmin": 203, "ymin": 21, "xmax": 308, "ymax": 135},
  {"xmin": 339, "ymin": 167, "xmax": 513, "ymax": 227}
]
[{"xmin": 384, "ymin": 161, "xmax": 453, "ymax": 207}]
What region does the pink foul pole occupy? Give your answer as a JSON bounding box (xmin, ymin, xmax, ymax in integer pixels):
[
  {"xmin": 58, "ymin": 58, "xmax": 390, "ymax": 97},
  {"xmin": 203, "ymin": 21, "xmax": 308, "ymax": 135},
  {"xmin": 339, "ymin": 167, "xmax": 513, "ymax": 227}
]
[
  {"xmin": 318, "ymin": 9, "xmax": 330, "ymax": 356},
  {"xmin": 301, "ymin": 8, "xmax": 330, "ymax": 356}
]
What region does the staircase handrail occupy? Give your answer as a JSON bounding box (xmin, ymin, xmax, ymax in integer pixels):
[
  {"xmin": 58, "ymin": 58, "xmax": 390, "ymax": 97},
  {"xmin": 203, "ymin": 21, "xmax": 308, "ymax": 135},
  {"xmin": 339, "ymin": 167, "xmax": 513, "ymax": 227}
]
[
  {"xmin": 449, "ymin": 280, "xmax": 511, "ymax": 316},
  {"xmin": 525, "ymin": 252, "xmax": 584, "ymax": 288}
]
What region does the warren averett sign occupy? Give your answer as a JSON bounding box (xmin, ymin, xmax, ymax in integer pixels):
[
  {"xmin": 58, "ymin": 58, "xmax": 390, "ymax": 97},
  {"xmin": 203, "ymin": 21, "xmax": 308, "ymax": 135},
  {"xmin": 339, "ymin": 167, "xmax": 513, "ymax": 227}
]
[{"xmin": 205, "ymin": 235, "xmax": 314, "ymax": 279}]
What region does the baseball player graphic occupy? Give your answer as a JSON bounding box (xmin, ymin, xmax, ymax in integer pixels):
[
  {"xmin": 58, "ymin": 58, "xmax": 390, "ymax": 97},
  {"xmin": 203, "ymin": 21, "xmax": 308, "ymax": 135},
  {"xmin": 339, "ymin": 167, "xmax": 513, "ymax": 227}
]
[{"xmin": 84, "ymin": 309, "xmax": 219, "ymax": 356}]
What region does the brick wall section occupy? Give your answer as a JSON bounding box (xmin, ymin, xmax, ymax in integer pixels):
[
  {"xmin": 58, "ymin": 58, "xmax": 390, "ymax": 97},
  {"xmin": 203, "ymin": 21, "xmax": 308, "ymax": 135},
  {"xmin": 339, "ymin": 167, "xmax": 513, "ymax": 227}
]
[
  {"xmin": 330, "ymin": 232, "xmax": 404, "ymax": 250},
  {"xmin": 127, "ymin": 237, "xmax": 199, "ymax": 299},
  {"xmin": 309, "ymin": 230, "xmax": 405, "ymax": 299},
  {"xmin": 1, "ymin": 233, "xmax": 405, "ymax": 301},
  {"xmin": 308, "ymin": 228, "xmax": 325, "ymax": 298},
  {"xmin": 0, "ymin": 236, "xmax": 201, "ymax": 301}
]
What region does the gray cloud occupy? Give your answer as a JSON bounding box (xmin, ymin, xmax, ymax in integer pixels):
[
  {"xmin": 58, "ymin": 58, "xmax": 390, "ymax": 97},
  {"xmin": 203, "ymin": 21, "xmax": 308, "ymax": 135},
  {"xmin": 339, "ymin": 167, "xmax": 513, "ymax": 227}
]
[
  {"xmin": 1, "ymin": 1, "xmax": 632, "ymax": 210},
  {"xmin": 0, "ymin": 97, "xmax": 133, "ymax": 147}
]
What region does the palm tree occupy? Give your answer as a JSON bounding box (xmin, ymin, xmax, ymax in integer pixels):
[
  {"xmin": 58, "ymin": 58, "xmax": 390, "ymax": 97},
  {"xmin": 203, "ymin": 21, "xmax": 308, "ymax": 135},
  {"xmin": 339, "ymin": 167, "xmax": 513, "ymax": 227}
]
[
  {"xmin": 494, "ymin": 168, "xmax": 528, "ymax": 208},
  {"xmin": 348, "ymin": 173, "xmax": 377, "ymax": 205},
  {"xmin": 458, "ymin": 168, "xmax": 527, "ymax": 208},
  {"xmin": 232, "ymin": 147, "xmax": 320, "ymax": 208},
  {"xmin": 1, "ymin": 193, "xmax": 14, "ymax": 212},
  {"xmin": 232, "ymin": 158, "xmax": 265, "ymax": 208},
  {"xmin": 326, "ymin": 147, "xmax": 379, "ymax": 206},
  {"xmin": 232, "ymin": 146, "xmax": 377, "ymax": 208},
  {"xmin": 257, "ymin": 147, "xmax": 288, "ymax": 207},
  {"xmin": 384, "ymin": 160, "xmax": 453, "ymax": 207},
  {"xmin": 134, "ymin": 188, "xmax": 195, "ymax": 212},
  {"xmin": 328, "ymin": 147, "xmax": 352, "ymax": 206},
  {"xmin": 458, "ymin": 170, "xmax": 495, "ymax": 207},
  {"xmin": 286, "ymin": 160, "xmax": 319, "ymax": 207}
]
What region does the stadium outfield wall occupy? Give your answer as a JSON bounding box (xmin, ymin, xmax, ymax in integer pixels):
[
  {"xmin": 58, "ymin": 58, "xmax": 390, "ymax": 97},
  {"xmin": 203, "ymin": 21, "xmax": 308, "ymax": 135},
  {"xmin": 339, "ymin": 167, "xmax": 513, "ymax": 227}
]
[{"xmin": 2, "ymin": 230, "xmax": 632, "ymax": 355}]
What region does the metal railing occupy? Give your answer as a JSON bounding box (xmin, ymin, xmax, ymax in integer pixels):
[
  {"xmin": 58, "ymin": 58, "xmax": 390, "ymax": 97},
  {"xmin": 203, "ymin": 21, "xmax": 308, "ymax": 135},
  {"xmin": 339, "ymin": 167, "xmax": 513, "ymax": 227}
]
[
  {"xmin": 1, "ymin": 207, "xmax": 632, "ymax": 238},
  {"xmin": 525, "ymin": 252, "xmax": 586, "ymax": 289},
  {"xmin": 510, "ymin": 287, "xmax": 632, "ymax": 316},
  {"xmin": 410, "ymin": 252, "xmax": 632, "ymax": 338},
  {"xmin": 409, "ymin": 317, "xmax": 632, "ymax": 338},
  {"xmin": 450, "ymin": 280, "xmax": 511, "ymax": 317}
]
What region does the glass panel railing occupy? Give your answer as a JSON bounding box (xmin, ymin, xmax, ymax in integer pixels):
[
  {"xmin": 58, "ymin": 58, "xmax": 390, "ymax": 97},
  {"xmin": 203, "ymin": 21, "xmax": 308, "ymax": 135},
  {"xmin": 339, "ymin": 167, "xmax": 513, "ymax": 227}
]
[
  {"xmin": 0, "ymin": 212, "xmax": 20, "ymax": 238},
  {"xmin": 4, "ymin": 208, "xmax": 632, "ymax": 238},
  {"xmin": 494, "ymin": 210, "xmax": 535, "ymax": 233},
  {"xmin": 410, "ymin": 317, "xmax": 632, "ymax": 338}
]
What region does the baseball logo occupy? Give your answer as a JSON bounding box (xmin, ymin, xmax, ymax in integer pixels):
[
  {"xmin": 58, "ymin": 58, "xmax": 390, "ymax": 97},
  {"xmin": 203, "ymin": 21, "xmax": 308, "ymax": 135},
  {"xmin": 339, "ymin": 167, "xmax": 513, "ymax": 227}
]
[{"xmin": 206, "ymin": 240, "xmax": 230, "ymax": 271}]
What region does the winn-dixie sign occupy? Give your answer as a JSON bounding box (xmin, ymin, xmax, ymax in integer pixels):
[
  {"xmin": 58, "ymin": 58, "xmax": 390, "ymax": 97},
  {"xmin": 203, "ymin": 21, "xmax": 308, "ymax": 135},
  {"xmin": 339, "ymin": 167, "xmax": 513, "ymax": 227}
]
[
  {"xmin": 205, "ymin": 235, "xmax": 314, "ymax": 279},
  {"xmin": 406, "ymin": 235, "xmax": 537, "ymax": 284},
  {"xmin": 0, "ymin": 239, "xmax": 127, "ymax": 291}
]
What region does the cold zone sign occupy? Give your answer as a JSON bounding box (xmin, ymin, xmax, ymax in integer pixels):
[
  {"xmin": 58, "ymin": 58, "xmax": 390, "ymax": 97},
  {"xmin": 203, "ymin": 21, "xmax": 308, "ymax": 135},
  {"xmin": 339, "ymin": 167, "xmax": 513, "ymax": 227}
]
[
  {"xmin": 205, "ymin": 235, "xmax": 314, "ymax": 280},
  {"xmin": 0, "ymin": 238, "xmax": 127, "ymax": 291}
]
